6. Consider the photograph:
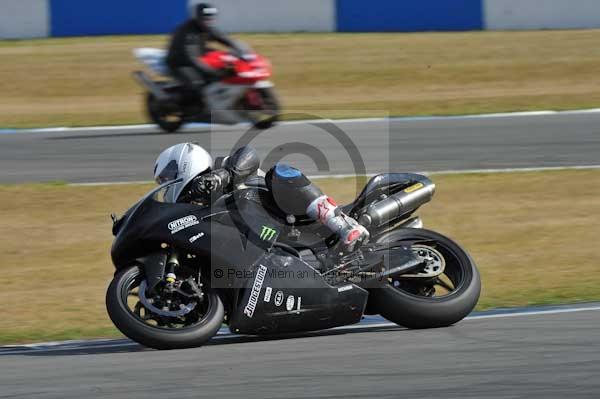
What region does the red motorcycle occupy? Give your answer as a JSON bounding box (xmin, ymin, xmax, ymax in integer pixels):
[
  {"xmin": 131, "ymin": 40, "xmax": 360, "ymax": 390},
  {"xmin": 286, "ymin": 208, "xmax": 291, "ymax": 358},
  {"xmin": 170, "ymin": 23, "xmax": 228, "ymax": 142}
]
[{"xmin": 133, "ymin": 48, "xmax": 280, "ymax": 133}]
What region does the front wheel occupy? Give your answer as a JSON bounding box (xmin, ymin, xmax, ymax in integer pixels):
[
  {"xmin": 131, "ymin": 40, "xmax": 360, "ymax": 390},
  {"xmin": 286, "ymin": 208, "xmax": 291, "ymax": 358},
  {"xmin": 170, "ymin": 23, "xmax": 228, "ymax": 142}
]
[
  {"xmin": 146, "ymin": 93, "xmax": 184, "ymax": 133},
  {"xmin": 106, "ymin": 265, "xmax": 224, "ymax": 349},
  {"xmin": 368, "ymin": 228, "xmax": 481, "ymax": 329}
]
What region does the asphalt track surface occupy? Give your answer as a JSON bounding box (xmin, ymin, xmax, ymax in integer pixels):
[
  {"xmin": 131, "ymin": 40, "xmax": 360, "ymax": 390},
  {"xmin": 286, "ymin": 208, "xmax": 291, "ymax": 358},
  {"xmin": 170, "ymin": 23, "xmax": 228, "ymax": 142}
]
[
  {"xmin": 2, "ymin": 113, "xmax": 600, "ymax": 397},
  {"xmin": 1, "ymin": 304, "xmax": 599, "ymax": 399},
  {"xmin": 1, "ymin": 111, "xmax": 600, "ymax": 184}
]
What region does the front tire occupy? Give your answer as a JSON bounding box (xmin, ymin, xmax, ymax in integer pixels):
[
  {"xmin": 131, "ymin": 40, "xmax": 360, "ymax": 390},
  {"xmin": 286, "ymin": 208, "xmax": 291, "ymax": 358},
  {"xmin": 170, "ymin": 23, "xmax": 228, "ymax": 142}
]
[
  {"xmin": 146, "ymin": 93, "xmax": 184, "ymax": 133},
  {"xmin": 369, "ymin": 228, "xmax": 481, "ymax": 329},
  {"xmin": 106, "ymin": 265, "xmax": 224, "ymax": 350}
]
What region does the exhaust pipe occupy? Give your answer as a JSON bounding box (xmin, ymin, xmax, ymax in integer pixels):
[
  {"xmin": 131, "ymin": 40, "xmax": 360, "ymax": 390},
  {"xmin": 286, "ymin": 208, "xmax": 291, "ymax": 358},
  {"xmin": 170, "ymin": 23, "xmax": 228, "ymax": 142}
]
[
  {"xmin": 358, "ymin": 179, "xmax": 435, "ymax": 229},
  {"xmin": 132, "ymin": 70, "xmax": 170, "ymax": 102}
]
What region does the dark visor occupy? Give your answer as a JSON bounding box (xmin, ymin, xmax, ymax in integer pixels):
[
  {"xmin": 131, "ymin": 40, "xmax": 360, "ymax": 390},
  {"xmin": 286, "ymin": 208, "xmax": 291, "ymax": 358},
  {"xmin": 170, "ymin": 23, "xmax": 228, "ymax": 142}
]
[{"xmin": 155, "ymin": 160, "xmax": 179, "ymax": 184}]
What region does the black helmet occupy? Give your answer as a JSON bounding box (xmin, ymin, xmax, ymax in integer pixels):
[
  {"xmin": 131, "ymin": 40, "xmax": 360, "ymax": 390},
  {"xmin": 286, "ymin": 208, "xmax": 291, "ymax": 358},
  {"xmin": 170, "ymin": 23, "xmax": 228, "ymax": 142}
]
[{"xmin": 194, "ymin": 3, "xmax": 218, "ymax": 26}]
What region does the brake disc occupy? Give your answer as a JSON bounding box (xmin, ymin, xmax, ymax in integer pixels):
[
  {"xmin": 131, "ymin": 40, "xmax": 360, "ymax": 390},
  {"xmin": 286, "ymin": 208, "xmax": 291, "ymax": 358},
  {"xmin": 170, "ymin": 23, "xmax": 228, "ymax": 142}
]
[
  {"xmin": 138, "ymin": 280, "xmax": 197, "ymax": 317},
  {"xmin": 402, "ymin": 244, "xmax": 446, "ymax": 278}
]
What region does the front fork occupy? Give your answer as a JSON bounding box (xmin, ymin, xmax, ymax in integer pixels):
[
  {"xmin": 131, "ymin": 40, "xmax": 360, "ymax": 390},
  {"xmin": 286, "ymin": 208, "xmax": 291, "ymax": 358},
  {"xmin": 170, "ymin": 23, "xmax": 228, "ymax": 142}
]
[
  {"xmin": 160, "ymin": 248, "xmax": 205, "ymax": 301},
  {"xmin": 165, "ymin": 250, "xmax": 180, "ymax": 284}
]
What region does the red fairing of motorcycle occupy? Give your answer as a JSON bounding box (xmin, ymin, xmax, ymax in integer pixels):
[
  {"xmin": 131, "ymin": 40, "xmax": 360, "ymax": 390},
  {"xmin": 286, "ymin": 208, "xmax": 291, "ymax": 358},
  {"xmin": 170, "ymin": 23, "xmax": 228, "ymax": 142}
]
[{"xmin": 201, "ymin": 51, "xmax": 273, "ymax": 85}]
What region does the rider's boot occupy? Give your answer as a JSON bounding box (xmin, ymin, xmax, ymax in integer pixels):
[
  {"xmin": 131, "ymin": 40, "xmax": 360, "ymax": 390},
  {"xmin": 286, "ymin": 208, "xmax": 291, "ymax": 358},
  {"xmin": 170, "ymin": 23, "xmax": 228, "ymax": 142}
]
[{"xmin": 306, "ymin": 195, "xmax": 370, "ymax": 256}]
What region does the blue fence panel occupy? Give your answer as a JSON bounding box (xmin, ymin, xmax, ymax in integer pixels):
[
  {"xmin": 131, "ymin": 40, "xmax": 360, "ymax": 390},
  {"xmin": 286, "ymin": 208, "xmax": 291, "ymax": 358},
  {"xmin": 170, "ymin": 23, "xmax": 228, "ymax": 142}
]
[
  {"xmin": 336, "ymin": 0, "xmax": 484, "ymax": 32},
  {"xmin": 50, "ymin": 0, "xmax": 188, "ymax": 37}
]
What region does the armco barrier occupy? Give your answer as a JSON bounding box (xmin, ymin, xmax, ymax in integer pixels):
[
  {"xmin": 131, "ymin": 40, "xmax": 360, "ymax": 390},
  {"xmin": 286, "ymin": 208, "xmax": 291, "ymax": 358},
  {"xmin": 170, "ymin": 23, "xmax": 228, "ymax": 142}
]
[
  {"xmin": 0, "ymin": 0, "xmax": 49, "ymax": 39},
  {"xmin": 3, "ymin": 0, "xmax": 600, "ymax": 39},
  {"xmin": 50, "ymin": 0, "xmax": 188, "ymax": 36},
  {"xmin": 483, "ymin": 0, "xmax": 600, "ymax": 30},
  {"xmin": 193, "ymin": 0, "xmax": 336, "ymax": 32},
  {"xmin": 336, "ymin": 0, "xmax": 484, "ymax": 32}
]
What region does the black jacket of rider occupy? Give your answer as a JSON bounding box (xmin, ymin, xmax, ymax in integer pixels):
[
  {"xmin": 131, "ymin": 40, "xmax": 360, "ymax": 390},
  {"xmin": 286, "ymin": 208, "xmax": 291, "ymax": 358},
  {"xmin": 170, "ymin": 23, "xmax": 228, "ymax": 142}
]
[{"xmin": 166, "ymin": 20, "xmax": 245, "ymax": 79}]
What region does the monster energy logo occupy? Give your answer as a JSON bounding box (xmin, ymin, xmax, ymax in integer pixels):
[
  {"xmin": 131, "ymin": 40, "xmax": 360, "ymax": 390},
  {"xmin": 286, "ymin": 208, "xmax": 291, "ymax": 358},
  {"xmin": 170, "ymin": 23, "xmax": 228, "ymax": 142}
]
[{"xmin": 260, "ymin": 226, "xmax": 277, "ymax": 241}]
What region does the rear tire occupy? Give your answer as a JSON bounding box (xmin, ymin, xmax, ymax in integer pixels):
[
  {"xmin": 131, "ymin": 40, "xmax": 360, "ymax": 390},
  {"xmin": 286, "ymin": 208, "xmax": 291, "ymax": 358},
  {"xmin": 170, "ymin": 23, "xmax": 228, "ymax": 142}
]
[
  {"xmin": 146, "ymin": 93, "xmax": 184, "ymax": 133},
  {"xmin": 369, "ymin": 228, "xmax": 481, "ymax": 329},
  {"xmin": 106, "ymin": 265, "xmax": 224, "ymax": 350}
]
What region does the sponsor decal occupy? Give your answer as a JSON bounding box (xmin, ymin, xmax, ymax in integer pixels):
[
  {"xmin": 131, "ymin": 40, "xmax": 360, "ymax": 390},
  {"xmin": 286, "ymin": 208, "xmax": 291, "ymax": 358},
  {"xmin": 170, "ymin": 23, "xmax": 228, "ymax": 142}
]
[
  {"xmin": 168, "ymin": 215, "xmax": 199, "ymax": 234},
  {"xmin": 316, "ymin": 197, "xmax": 335, "ymax": 223},
  {"xmin": 274, "ymin": 290, "xmax": 284, "ymax": 306},
  {"xmin": 297, "ymin": 296, "xmax": 302, "ymax": 311},
  {"xmin": 404, "ymin": 182, "xmax": 424, "ymax": 193},
  {"xmin": 338, "ymin": 285, "xmax": 353, "ymax": 293},
  {"xmin": 243, "ymin": 265, "xmax": 268, "ymax": 318},
  {"xmin": 188, "ymin": 232, "xmax": 205, "ymax": 243},
  {"xmin": 263, "ymin": 287, "xmax": 272, "ymax": 303},
  {"xmin": 286, "ymin": 295, "xmax": 295, "ymax": 311},
  {"xmin": 260, "ymin": 225, "xmax": 277, "ymax": 241}
]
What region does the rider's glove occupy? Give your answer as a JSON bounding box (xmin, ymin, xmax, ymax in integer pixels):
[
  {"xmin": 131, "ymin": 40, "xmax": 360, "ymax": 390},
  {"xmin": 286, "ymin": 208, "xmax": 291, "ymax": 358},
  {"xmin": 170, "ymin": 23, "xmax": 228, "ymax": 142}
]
[
  {"xmin": 191, "ymin": 169, "xmax": 231, "ymax": 197},
  {"xmin": 194, "ymin": 174, "xmax": 221, "ymax": 194}
]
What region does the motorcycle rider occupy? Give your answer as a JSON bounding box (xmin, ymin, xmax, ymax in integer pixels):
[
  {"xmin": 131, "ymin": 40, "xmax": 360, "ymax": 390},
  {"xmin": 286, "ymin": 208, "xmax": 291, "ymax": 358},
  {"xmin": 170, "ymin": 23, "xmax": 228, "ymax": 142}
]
[
  {"xmin": 166, "ymin": 3, "xmax": 247, "ymax": 101},
  {"xmin": 155, "ymin": 144, "xmax": 370, "ymax": 254}
]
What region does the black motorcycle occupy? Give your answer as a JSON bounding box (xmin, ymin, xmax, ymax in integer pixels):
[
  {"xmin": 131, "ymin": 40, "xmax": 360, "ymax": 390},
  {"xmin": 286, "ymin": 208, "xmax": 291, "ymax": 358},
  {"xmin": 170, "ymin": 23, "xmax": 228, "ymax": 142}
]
[{"xmin": 107, "ymin": 173, "xmax": 481, "ymax": 349}]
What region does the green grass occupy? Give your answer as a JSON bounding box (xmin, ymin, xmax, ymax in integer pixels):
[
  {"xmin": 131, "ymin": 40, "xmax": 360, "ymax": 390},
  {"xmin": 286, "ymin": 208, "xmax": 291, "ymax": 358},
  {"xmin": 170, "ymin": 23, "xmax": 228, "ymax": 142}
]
[
  {"xmin": 2, "ymin": 30, "xmax": 600, "ymax": 127},
  {"xmin": 1, "ymin": 169, "xmax": 599, "ymax": 344}
]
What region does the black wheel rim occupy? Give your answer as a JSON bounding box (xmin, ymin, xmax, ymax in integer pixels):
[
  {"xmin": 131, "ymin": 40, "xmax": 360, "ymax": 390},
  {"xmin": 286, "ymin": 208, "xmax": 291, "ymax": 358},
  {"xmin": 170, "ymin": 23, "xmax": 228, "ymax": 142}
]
[{"xmin": 119, "ymin": 267, "xmax": 214, "ymax": 331}]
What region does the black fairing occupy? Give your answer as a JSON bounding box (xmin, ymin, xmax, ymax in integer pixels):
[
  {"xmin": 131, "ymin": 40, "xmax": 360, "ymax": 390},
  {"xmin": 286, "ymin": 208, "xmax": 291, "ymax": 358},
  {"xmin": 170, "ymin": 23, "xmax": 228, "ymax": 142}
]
[
  {"xmin": 112, "ymin": 199, "xmax": 241, "ymax": 268},
  {"xmin": 111, "ymin": 181, "xmax": 268, "ymax": 271},
  {"xmin": 229, "ymin": 252, "xmax": 368, "ymax": 335}
]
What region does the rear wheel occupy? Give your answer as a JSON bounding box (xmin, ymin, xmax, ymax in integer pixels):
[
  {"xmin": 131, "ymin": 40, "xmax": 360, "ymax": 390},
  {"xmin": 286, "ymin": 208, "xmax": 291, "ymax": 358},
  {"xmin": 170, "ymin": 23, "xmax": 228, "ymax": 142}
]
[
  {"xmin": 146, "ymin": 93, "xmax": 184, "ymax": 133},
  {"xmin": 368, "ymin": 228, "xmax": 481, "ymax": 329},
  {"xmin": 244, "ymin": 88, "xmax": 280, "ymax": 130},
  {"xmin": 106, "ymin": 264, "xmax": 224, "ymax": 349}
]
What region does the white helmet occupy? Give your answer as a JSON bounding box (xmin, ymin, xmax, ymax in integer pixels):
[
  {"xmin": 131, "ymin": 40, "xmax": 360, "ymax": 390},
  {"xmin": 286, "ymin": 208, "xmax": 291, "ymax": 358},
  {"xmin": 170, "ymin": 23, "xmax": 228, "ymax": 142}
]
[{"xmin": 153, "ymin": 143, "xmax": 213, "ymax": 202}]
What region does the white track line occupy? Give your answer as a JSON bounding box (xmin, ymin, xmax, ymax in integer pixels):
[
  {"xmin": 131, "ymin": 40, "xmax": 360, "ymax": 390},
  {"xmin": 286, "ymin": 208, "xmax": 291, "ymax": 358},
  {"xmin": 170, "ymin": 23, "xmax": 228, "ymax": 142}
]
[
  {"xmin": 2, "ymin": 304, "xmax": 599, "ymax": 354},
  {"xmin": 327, "ymin": 305, "xmax": 600, "ymax": 332},
  {"xmin": 311, "ymin": 165, "xmax": 600, "ymax": 180},
  {"xmin": 73, "ymin": 180, "xmax": 152, "ymax": 186},
  {"xmin": 465, "ymin": 306, "xmax": 600, "ymax": 320},
  {"xmin": 68, "ymin": 165, "xmax": 600, "ymax": 186},
  {"xmin": 3, "ymin": 108, "xmax": 600, "ymax": 135}
]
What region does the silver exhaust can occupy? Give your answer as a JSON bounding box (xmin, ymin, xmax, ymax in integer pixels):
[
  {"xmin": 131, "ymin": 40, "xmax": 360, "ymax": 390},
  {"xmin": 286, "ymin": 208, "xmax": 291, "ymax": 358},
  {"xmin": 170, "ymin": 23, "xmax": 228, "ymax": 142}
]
[{"xmin": 358, "ymin": 179, "xmax": 435, "ymax": 228}]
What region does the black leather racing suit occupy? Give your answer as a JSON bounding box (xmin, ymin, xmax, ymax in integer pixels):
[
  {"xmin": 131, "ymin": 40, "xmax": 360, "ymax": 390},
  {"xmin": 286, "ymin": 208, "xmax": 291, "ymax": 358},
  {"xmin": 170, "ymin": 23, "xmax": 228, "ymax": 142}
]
[
  {"xmin": 188, "ymin": 147, "xmax": 370, "ymax": 253},
  {"xmin": 166, "ymin": 20, "xmax": 246, "ymax": 92}
]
